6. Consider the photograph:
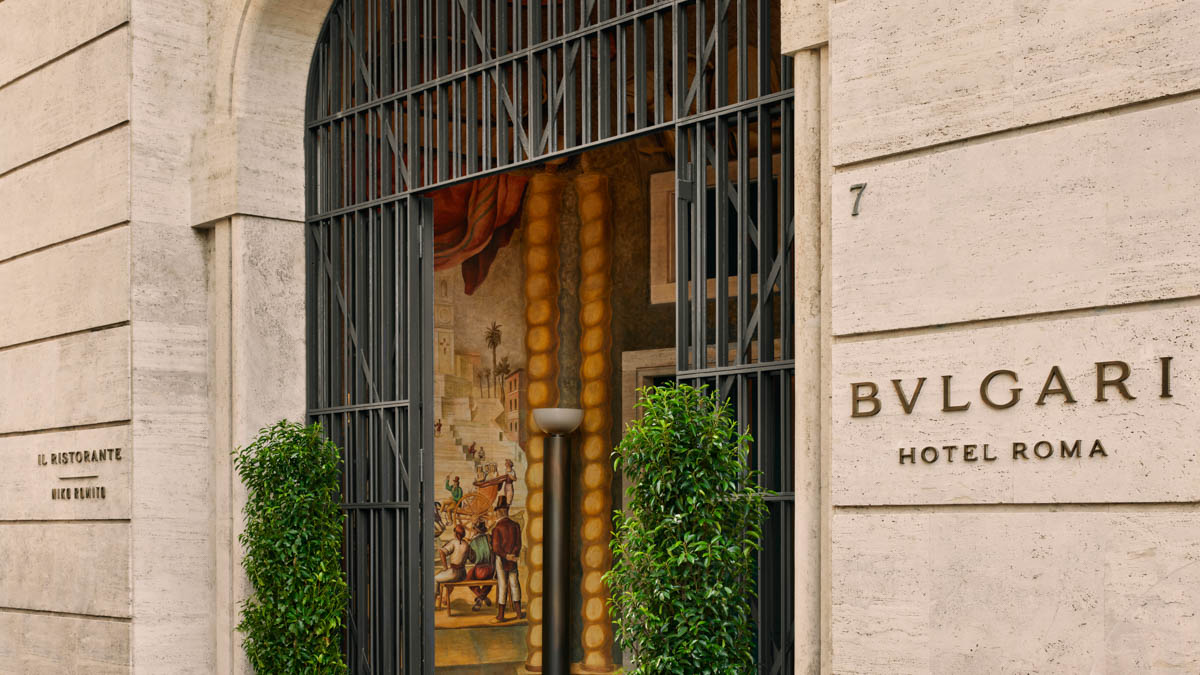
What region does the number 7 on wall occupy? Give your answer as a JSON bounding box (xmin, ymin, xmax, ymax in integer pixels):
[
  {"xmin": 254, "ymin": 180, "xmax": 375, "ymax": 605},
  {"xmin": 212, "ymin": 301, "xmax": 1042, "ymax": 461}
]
[{"xmin": 849, "ymin": 183, "xmax": 867, "ymax": 216}]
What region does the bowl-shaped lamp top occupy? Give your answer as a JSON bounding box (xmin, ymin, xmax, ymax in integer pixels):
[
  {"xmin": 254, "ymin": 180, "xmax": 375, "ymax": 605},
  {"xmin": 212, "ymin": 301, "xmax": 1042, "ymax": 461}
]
[{"xmin": 532, "ymin": 407, "xmax": 583, "ymax": 435}]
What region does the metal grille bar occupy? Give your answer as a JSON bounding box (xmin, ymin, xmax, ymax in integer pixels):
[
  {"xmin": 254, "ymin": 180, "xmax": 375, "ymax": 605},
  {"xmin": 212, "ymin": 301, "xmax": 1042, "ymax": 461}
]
[{"xmin": 675, "ymin": 71, "xmax": 796, "ymax": 672}]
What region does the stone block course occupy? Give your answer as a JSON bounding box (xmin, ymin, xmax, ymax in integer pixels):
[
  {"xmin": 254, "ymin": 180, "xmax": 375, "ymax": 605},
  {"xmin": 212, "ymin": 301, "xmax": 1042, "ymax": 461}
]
[
  {"xmin": 0, "ymin": 326, "xmax": 130, "ymax": 435},
  {"xmin": 0, "ymin": 226, "xmax": 130, "ymax": 349},
  {"xmin": 0, "ymin": 0, "xmax": 128, "ymax": 88},
  {"xmin": 0, "ymin": 425, "xmax": 131, "ymax": 521},
  {"xmin": 833, "ymin": 97, "xmax": 1200, "ymax": 335},
  {"xmin": 0, "ymin": 610, "xmax": 129, "ymax": 674},
  {"xmin": 833, "ymin": 302, "xmax": 1200, "ymax": 505},
  {"xmin": 833, "ymin": 510, "xmax": 1200, "ymax": 673},
  {"xmin": 0, "ymin": 127, "xmax": 130, "ymax": 262},
  {"xmin": 0, "ymin": 27, "xmax": 129, "ymax": 176},
  {"xmin": 0, "ymin": 522, "xmax": 130, "ymax": 618},
  {"xmin": 832, "ymin": 0, "xmax": 1200, "ymax": 164}
]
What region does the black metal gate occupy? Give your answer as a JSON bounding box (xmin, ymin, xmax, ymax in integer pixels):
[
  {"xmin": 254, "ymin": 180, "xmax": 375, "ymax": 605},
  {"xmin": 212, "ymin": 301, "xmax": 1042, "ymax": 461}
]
[
  {"xmin": 675, "ymin": 105, "xmax": 796, "ymax": 673},
  {"xmin": 305, "ymin": 189, "xmax": 434, "ymax": 670},
  {"xmin": 305, "ymin": 1, "xmax": 794, "ymax": 672}
]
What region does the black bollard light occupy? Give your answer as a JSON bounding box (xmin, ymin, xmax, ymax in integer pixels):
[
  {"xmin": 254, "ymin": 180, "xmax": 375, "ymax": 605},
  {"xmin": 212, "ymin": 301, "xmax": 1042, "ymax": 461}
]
[{"xmin": 532, "ymin": 407, "xmax": 582, "ymax": 675}]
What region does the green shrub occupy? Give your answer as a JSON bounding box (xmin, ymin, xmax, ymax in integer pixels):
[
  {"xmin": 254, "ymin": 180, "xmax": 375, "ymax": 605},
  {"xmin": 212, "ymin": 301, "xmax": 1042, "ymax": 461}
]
[
  {"xmin": 605, "ymin": 383, "xmax": 769, "ymax": 674},
  {"xmin": 235, "ymin": 420, "xmax": 347, "ymax": 674}
]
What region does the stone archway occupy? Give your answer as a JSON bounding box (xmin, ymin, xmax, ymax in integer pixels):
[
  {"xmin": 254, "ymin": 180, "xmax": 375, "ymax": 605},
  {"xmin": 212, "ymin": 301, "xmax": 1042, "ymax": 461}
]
[{"xmin": 190, "ymin": 2, "xmax": 334, "ymax": 673}]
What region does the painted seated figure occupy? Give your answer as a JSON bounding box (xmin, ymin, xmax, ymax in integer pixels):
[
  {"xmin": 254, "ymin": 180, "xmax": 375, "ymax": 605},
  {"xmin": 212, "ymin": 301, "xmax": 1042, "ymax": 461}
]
[
  {"xmin": 435, "ymin": 524, "xmax": 469, "ymax": 607},
  {"xmin": 465, "ymin": 520, "xmax": 494, "ymax": 611}
]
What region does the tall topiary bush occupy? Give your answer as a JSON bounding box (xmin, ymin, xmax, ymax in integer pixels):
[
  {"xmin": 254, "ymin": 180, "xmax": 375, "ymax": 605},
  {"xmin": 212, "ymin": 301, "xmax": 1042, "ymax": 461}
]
[
  {"xmin": 235, "ymin": 420, "xmax": 347, "ymax": 674},
  {"xmin": 605, "ymin": 383, "xmax": 769, "ymax": 673}
]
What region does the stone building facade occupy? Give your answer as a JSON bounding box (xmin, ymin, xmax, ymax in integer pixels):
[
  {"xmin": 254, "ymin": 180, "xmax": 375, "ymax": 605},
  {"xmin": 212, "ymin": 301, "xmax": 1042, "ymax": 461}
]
[{"xmin": 1, "ymin": 0, "xmax": 1199, "ymax": 672}]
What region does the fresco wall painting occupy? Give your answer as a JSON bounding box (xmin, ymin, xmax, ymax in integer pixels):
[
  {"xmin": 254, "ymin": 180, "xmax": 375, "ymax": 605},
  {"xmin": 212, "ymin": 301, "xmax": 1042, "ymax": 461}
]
[{"xmin": 431, "ymin": 141, "xmax": 669, "ymax": 672}]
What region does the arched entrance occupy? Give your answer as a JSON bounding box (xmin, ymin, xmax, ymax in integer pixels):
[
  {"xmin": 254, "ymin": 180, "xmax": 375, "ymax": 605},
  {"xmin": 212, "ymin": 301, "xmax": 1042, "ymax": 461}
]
[{"xmin": 305, "ymin": 2, "xmax": 796, "ymax": 671}]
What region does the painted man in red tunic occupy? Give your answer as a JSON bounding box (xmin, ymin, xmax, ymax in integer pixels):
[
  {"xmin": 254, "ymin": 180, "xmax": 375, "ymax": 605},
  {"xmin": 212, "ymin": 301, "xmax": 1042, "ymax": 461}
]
[{"xmin": 489, "ymin": 502, "xmax": 523, "ymax": 622}]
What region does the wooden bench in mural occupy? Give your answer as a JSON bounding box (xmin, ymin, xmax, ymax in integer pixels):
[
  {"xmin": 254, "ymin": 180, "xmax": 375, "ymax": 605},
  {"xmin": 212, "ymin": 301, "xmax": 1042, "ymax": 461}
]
[{"xmin": 439, "ymin": 579, "xmax": 498, "ymax": 616}]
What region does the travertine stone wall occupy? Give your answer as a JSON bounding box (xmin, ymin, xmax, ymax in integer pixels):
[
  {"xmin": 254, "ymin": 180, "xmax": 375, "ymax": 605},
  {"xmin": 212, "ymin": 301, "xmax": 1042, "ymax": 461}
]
[
  {"xmin": 0, "ymin": 328, "xmax": 130, "ymax": 434},
  {"xmin": 0, "ymin": 0, "xmax": 133, "ymax": 670},
  {"xmin": 781, "ymin": 0, "xmax": 827, "ymax": 53},
  {"xmin": 0, "ymin": 0, "xmax": 128, "ymax": 86},
  {"xmin": 129, "ymin": 0, "xmax": 221, "ymax": 671},
  {"xmin": 143, "ymin": 1, "xmax": 324, "ymax": 671},
  {"xmin": 4, "ymin": 0, "xmax": 1198, "ymax": 671},
  {"xmin": 787, "ymin": 40, "xmax": 827, "ymax": 675},
  {"xmin": 834, "ymin": 510, "xmax": 1200, "ymax": 673},
  {"xmin": 0, "ymin": 611, "xmax": 129, "ymax": 673},
  {"xmin": 831, "ymin": 0, "xmax": 1200, "ymax": 165},
  {"xmin": 834, "ymin": 306, "xmax": 1200, "ymax": 506},
  {"xmin": 0, "ymin": 522, "xmax": 130, "ymax": 617},
  {"xmin": 0, "ymin": 227, "xmax": 130, "ymax": 347},
  {"xmin": 0, "ymin": 127, "xmax": 129, "ymax": 259},
  {"xmin": 0, "ymin": 427, "xmax": 131, "ymax": 521},
  {"xmin": 0, "ymin": 28, "xmax": 129, "ymax": 176},
  {"xmin": 828, "ymin": 0, "xmax": 1200, "ymax": 671},
  {"xmin": 833, "ymin": 97, "xmax": 1200, "ymax": 335}
]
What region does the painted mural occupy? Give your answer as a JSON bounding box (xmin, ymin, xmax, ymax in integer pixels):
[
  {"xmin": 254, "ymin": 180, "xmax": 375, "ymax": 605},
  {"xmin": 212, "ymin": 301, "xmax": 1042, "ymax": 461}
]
[
  {"xmin": 431, "ymin": 175, "xmax": 532, "ymax": 671},
  {"xmin": 431, "ymin": 140, "xmax": 675, "ymax": 673}
]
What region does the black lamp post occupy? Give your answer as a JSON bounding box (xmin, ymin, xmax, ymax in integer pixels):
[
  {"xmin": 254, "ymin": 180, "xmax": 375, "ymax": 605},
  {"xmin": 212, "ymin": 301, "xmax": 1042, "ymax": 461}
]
[{"xmin": 532, "ymin": 407, "xmax": 582, "ymax": 675}]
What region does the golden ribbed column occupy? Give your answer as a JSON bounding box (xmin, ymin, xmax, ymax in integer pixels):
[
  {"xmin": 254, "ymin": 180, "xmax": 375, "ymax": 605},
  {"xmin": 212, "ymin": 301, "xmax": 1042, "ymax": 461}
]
[
  {"xmin": 523, "ymin": 171, "xmax": 565, "ymax": 672},
  {"xmin": 574, "ymin": 172, "xmax": 615, "ymax": 672}
]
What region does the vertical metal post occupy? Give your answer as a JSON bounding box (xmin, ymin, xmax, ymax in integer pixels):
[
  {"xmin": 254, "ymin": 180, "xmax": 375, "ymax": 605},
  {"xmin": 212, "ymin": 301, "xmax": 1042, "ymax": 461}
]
[
  {"xmin": 417, "ymin": 196, "xmax": 436, "ymax": 675},
  {"xmin": 544, "ymin": 432, "xmax": 570, "ymax": 675}
]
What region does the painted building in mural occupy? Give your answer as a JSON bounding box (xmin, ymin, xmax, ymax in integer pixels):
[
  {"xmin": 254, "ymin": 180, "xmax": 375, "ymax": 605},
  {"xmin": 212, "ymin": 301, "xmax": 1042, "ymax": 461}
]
[{"xmin": 3, "ymin": 0, "xmax": 1200, "ymax": 673}]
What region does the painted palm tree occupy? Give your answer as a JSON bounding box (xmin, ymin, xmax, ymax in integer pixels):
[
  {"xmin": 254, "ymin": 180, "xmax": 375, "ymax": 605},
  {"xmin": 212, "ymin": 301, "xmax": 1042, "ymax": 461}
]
[
  {"xmin": 484, "ymin": 321, "xmax": 502, "ymax": 391},
  {"xmin": 494, "ymin": 357, "xmax": 512, "ymax": 391}
]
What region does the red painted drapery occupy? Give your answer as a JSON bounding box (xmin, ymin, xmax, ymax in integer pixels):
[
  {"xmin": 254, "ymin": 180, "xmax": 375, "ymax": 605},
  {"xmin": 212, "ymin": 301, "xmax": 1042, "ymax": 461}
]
[{"xmin": 430, "ymin": 174, "xmax": 528, "ymax": 295}]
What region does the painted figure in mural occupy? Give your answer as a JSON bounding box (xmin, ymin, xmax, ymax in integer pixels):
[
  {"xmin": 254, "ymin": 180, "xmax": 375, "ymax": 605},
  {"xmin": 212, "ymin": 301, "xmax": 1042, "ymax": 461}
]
[
  {"xmin": 490, "ymin": 503, "xmax": 523, "ymax": 622},
  {"xmin": 435, "ymin": 524, "xmax": 469, "ymax": 607},
  {"xmin": 432, "ymin": 501, "xmax": 446, "ymax": 537},
  {"xmin": 476, "ymin": 458, "xmax": 518, "ymax": 509},
  {"xmin": 498, "ymin": 458, "xmax": 516, "ymax": 508},
  {"xmin": 444, "ymin": 475, "xmax": 463, "ymax": 504},
  {"xmin": 465, "ymin": 520, "xmax": 494, "ymax": 611}
]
